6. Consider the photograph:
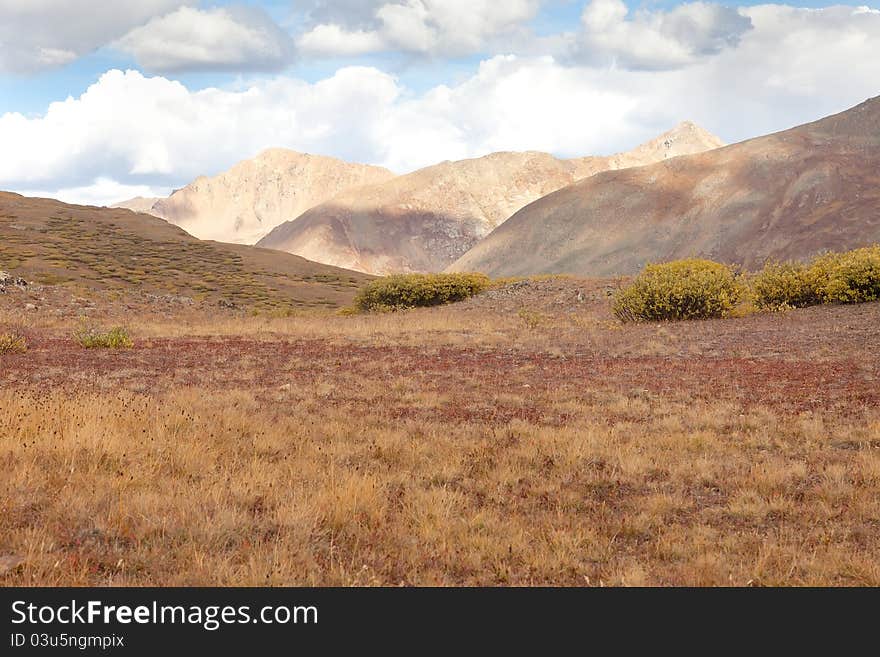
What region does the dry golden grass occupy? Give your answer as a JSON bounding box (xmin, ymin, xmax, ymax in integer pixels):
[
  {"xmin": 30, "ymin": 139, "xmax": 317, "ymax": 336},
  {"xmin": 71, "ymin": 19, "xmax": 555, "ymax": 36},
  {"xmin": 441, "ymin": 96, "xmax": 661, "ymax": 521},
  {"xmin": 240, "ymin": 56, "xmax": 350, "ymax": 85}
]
[
  {"xmin": 2, "ymin": 278, "xmax": 880, "ymax": 586},
  {"xmin": 2, "ymin": 385, "xmax": 879, "ymax": 586}
]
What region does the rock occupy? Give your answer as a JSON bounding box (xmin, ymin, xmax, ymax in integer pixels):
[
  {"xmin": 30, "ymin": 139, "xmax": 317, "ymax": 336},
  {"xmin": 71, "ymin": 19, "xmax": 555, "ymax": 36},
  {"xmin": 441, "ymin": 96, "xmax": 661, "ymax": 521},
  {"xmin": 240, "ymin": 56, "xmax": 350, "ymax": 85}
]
[
  {"xmin": 25, "ymin": 303, "xmax": 37, "ymax": 311},
  {"xmin": 0, "ymin": 271, "xmax": 28, "ymax": 288},
  {"xmin": 0, "ymin": 554, "xmax": 23, "ymax": 576},
  {"xmin": 143, "ymin": 293, "xmax": 194, "ymax": 305}
]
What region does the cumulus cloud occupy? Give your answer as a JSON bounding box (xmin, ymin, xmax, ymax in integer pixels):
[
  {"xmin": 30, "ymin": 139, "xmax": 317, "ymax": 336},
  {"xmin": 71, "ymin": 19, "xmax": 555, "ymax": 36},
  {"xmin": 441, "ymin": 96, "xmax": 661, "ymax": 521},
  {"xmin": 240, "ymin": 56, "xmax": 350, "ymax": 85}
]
[
  {"xmin": 0, "ymin": 0, "xmax": 190, "ymax": 73},
  {"xmin": 376, "ymin": 56, "xmax": 643, "ymax": 171},
  {"xmin": 17, "ymin": 179, "xmax": 172, "ymax": 207},
  {"xmin": 574, "ymin": 0, "xmax": 753, "ymax": 69},
  {"xmin": 0, "ymin": 67, "xmax": 400, "ymax": 193},
  {"xmin": 297, "ymin": 24, "xmax": 385, "ymax": 57},
  {"xmin": 2, "ymin": 4, "xmax": 880, "ymax": 206},
  {"xmin": 298, "ymin": 0, "xmax": 542, "ymax": 57},
  {"xmin": 114, "ymin": 6, "xmax": 295, "ymax": 73}
]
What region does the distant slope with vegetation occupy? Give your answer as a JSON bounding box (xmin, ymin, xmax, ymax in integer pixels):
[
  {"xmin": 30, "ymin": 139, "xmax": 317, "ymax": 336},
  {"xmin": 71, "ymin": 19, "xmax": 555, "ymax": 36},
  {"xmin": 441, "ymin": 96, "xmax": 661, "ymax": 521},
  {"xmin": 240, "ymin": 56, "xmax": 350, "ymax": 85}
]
[{"xmin": 0, "ymin": 192, "xmax": 371, "ymax": 310}]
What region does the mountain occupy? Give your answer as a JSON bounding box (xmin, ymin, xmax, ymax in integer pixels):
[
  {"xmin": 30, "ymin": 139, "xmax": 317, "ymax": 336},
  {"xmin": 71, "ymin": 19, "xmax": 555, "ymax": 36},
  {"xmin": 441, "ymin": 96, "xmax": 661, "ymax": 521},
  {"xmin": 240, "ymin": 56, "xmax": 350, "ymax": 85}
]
[
  {"xmin": 113, "ymin": 149, "xmax": 395, "ymax": 245},
  {"xmin": 111, "ymin": 196, "xmax": 161, "ymax": 213},
  {"xmin": 0, "ymin": 192, "xmax": 370, "ymax": 309},
  {"xmin": 449, "ymin": 97, "xmax": 880, "ymax": 277},
  {"xmin": 256, "ymin": 123, "xmax": 723, "ymax": 274}
]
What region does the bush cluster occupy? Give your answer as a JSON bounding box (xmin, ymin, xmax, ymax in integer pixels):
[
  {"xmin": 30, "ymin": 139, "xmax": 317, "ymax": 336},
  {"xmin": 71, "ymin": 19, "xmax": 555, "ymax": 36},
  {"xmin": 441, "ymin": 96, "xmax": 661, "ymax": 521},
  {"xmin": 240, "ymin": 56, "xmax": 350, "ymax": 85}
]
[
  {"xmin": 354, "ymin": 273, "xmax": 491, "ymax": 312},
  {"xmin": 613, "ymin": 259, "xmax": 743, "ymax": 322},
  {"xmin": 750, "ymin": 262, "xmax": 825, "ymax": 309},
  {"xmin": 73, "ymin": 325, "xmax": 133, "ymax": 349},
  {"xmin": 752, "ymin": 246, "xmax": 880, "ymax": 309},
  {"xmin": 614, "ymin": 246, "xmax": 880, "ymax": 322}
]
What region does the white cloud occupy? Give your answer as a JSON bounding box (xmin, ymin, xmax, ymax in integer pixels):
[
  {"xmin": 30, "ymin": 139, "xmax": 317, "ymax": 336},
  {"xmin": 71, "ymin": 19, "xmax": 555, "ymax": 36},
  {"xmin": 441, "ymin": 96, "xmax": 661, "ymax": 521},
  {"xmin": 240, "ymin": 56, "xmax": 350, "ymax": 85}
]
[
  {"xmin": 298, "ymin": 0, "xmax": 542, "ymax": 57},
  {"xmin": 575, "ymin": 0, "xmax": 753, "ymax": 69},
  {"xmin": 666, "ymin": 4, "xmax": 880, "ymax": 135},
  {"xmin": 17, "ymin": 178, "xmax": 171, "ymax": 207},
  {"xmin": 297, "ymin": 0, "xmax": 754, "ymax": 65},
  {"xmin": 114, "ymin": 6, "xmax": 295, "ymax": 73},
  {"xmin": 296, "ymin": 24, "xmax": 385, "ymax": 56},
  {"xmin": 0, "ymin": 67, "xmax": 400, "ymax": 190},
  {"xmin": 376, "ymin": 56, "xmax": 643, "ymax": 171},
  {"xmin": 0, "ymin": 0, "xmax": 190, "ymax": 73},
  {"xmin": 2, "ymin": 5, "xmax": 880, "ymax": 204}
]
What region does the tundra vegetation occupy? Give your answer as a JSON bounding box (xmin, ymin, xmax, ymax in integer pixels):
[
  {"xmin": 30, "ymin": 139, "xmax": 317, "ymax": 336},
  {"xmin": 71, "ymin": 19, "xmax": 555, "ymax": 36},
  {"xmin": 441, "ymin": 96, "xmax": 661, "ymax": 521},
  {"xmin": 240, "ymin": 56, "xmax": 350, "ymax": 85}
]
[
  {"xmin": 354, "ymin": 273, "xmax": 491, "ymax": 312},
  {"xmin": 614, "ymin": 246, "xmax": 880, "ymax": 322},
  {"xmin": 1, "ymin": 271, "xmax": 879, "ymax": 586},
  {"xmin": 752, "ymin": 246, "xmax": 880, "ymax": 310},
  {"xmin": 612, "ymin": 259, "xmax": 743, "ymax": 322},
  {"xmin": 0, "ymin": 331, "xmax": 27, "ymax": 354},
  {"xmin": 73, "ymin": 325, "xmax": 134, "ymax": 349}
]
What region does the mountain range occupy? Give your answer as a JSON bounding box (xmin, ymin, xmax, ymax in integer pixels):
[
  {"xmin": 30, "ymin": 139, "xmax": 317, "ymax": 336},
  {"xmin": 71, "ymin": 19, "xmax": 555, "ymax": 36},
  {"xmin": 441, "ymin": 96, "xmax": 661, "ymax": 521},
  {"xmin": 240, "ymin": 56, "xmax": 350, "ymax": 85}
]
[
  {"xmin": 63, "ymin": 96, "xmax": 880, "ymax": 285},
  {"xmin": 114, "ymin": 149, "xmax": 395, "ymax": 245},
  {"xmin": 257, "ymin": 122, "xmax": 723, "ymax": 274},
  {"xmin": 114, "ymin": 122, "xmax": 723, "ymax": 274}
]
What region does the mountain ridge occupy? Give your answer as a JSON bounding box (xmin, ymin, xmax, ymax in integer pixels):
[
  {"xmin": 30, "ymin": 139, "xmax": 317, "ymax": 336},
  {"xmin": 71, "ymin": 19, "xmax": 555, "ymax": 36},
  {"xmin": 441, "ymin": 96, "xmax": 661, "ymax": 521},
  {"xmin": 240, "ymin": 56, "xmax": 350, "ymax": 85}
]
[
  {"xmin": 113, "ymin": 148, "xmax": 396, "ymax": 245},
  {"xmin": 256, "ymin": 122, "xmax": 724, "ymax": 274},
  {"xmin": 448, "ymin": 96, "xmax": 880, "ymax": 277}
]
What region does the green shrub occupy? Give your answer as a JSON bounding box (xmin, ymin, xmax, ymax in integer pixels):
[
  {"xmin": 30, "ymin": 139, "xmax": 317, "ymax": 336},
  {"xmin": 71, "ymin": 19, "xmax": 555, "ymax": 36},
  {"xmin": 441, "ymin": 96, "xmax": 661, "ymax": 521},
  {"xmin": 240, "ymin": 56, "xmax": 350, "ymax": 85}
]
[
  {"xmin": 820, "ymin": 246, "xmax": 880, "ymax": 304},
  {"xmin": 613, "ymin": 258, "xmax": 743, "ymax": 322},
  {"xmin": 753, "ymin": 246, "xmax": 880, "ymax": 309},
  {"xmin": 0, "ymin": 332, "xmax": 27, "ymax": 354},
  {"xmin": 517, "ymin": 308, "xmax": 544, "ymax": 329},
  {"xmin": 74, "ymin": 325, "xmax": 133, "ymax": 349},
  {"xmin": 354, "ymin": 273, "xmax": 491, "ymax": 312},
  {"xmin": 751, "ymin": 262, "xmax": 825, "ymax": 309}
]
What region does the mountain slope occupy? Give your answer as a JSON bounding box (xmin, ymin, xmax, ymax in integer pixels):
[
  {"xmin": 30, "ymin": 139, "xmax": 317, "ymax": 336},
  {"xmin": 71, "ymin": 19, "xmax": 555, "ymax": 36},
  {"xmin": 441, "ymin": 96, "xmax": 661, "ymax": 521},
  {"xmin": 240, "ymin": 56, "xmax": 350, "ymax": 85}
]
[
  {"xmin": 111, "ymin": 196, "xmax": 161, "ymax": 213},
  {"xmin": 0, "ymin": 192, "xmax": 370, "ymax": 309},
  {"xmin": 449, "ymin": 97, "xmax": 880, "ymax": 277},
  {"xmin": 257, "ymin": 123, "xmax": 723, "ymax": 274},
  {"xmin": 114, "ymin": 149, "xmax": 395, "ymax": 245}
]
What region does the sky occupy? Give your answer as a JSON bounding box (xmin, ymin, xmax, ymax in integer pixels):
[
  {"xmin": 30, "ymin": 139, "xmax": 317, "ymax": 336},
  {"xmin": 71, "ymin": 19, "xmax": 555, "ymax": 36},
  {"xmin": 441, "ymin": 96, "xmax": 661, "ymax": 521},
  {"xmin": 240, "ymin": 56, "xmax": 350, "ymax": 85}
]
[{"xmin": 1, "ymin": 0, "xmax": 879, "ymax": 205}]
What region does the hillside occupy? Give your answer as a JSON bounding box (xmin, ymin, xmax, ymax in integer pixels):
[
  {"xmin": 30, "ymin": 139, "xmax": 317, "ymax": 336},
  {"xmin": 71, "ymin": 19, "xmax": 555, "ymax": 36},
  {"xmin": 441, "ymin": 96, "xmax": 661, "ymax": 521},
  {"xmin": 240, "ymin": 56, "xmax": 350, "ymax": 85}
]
[
  {"xmin": 257, "ymin": 123, "xmax": 723, "ymax": 274},
  {"xmin": 111, "ymin": 196, "xmax": 161, "ymax": 213},
  {"xmin": 449, "ymin": 97, "xmax": 880, "ymax": 277},
  {"xmin": 113, "ymin": 149, "xmax": 396, "ymax": 245},
  {"xmin": 0, "ymin": 192, "xmax": 370, "ymax": 309}
]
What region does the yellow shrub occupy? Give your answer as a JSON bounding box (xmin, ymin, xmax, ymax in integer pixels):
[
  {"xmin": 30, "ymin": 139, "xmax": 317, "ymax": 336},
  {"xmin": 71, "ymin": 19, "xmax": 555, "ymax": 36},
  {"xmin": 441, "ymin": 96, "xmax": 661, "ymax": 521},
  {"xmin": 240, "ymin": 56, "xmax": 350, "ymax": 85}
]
[
  {"xmin": 820, "ymin": 246, "xmax": 880, "ymax": 304},
  {"xmin": 0, "ymin": 332, "xmax": 27, "ymax": 355},
  {"xmin": 753, "ymin": 246, "xmax": 880, "ymax": 309},
  {"xmin": 354, "ymin": 273, "xmax": 491, "ymax": 312},
  {"xmin": 613, "ymin": 259, "xmax": 743, "ymax": 322},
  {"xmin": 74, "ymin": 325, "xmax": 133, "ymax": 349},
  {"xmin": 751, "ymin": 262, "xmax": 825, "ymax": 309}
]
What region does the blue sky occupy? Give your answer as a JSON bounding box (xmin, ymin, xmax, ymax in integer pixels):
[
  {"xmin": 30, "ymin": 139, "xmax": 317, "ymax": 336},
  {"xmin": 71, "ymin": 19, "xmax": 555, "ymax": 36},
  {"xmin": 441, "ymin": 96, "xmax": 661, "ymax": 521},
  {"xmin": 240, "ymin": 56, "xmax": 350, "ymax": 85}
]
[{"xmin": 1, "ymin": 0, "xmax": 879, "ymax": 204}]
